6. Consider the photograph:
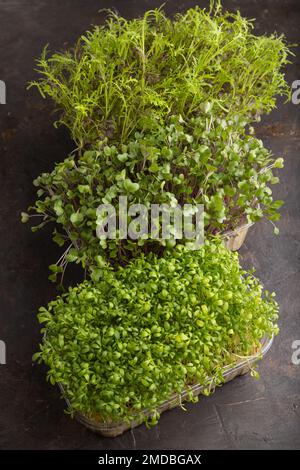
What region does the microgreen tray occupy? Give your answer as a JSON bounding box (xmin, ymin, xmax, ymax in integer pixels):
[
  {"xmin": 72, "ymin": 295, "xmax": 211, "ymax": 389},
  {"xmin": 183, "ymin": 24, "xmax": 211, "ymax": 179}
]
[{"xmin": 58, "ymin": 335, "xmax": 273, "ymax": 437}]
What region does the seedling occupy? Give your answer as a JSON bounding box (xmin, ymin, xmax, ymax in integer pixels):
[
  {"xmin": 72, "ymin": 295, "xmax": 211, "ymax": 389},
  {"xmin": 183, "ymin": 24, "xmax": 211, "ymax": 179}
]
[
  {"xmin": 34, "ymin": 240, "xmax": 279, "ymax": 426},
  {"xmin": 30, "ymin": 4, "xmax": 291, "ymax": 147},
  {"xmin": 26, "ymin": 113, "xmax": 284, "ymax": 279}
]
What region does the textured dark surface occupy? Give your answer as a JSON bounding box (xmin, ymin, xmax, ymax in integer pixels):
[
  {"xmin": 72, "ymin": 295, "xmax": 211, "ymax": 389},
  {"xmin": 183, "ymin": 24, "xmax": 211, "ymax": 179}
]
[{"xmin": 0, "ymin": 0, "xmax": 299, "ymax": 450}]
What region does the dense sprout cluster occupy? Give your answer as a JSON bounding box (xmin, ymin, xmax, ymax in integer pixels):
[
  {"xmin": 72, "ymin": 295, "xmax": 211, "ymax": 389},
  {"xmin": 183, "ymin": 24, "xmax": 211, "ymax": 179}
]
[
  {"xmin": 34, "ymin": 241, "xmax": 279, "ymax": 425},
  {"xmin": 28, "ymin": 113, "xmax": 283, "ymax": 279},
  {"xmin": 30, "ymin": 4, "xmax": 290, "ymax": 146},
  {"xmin": 27, "ymin": 3, "xmax": 288, "ymax": 428}
]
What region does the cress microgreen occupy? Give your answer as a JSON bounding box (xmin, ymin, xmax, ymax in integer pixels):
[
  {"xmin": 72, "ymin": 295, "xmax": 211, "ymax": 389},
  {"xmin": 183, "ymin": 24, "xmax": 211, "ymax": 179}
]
[{"xmin": 34, "ymin": 240, "xmax": 279, "ymax": 426}]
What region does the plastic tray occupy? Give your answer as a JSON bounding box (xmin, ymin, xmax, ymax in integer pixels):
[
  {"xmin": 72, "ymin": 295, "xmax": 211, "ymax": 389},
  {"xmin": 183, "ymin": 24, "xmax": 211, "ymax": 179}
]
[
  {"xmin": 58, "ymin": 335, "xmax": 273, "ymax": 437},
  {"xmin": 222, "ymin": 221, "xmax": 253, "ymax": 251}
]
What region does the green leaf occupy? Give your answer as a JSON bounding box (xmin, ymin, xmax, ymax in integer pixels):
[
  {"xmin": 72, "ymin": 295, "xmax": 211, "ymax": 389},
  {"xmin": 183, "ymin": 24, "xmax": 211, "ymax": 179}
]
[
  {"xmin": 21, "ymin": 212, "xmax": 29, "ymax": 223},
  {"xmin": 123, "ymin": 179, "xmax": 140, "ymax": 193},
  {"xmin": 53, "ymin": 232, "xmax": 65, "ymax": 247},
  {"xmin": 70, "ymin": 212, "xmax": 84, "ymax": 225},
  {"xmin": 200, "ymin": 102, "xmax": 213, "ymax": 114},
  {"xmin": 54, "ymin": 200, "xmax": 64, "ymax": 216},
  {"xmin": 78, "ymin": 185, "xmax": 91, "ymax": 194},
  {"xmin": 274, "ymin": 158, "xmax": 284, "ymax": 168}
]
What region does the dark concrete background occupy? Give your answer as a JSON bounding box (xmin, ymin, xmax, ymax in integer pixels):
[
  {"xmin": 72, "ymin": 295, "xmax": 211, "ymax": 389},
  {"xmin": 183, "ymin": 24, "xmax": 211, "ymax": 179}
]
[{"xmin": 0, "ymin": 0, "xmax": 299, "ymax": 450}]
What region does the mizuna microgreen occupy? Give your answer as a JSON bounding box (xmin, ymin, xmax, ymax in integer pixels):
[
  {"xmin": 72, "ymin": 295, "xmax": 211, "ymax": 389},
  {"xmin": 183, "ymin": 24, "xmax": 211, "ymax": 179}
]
[{"xmin": 29, "ymin": 3, "xmax": 291, "ymax": 147}]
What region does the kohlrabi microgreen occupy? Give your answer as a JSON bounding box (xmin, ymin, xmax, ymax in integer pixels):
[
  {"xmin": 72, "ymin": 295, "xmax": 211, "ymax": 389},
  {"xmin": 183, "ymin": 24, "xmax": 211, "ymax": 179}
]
[{"xmin": 25, "ymin": 113, "xmax": 284, "ymax": 281}]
